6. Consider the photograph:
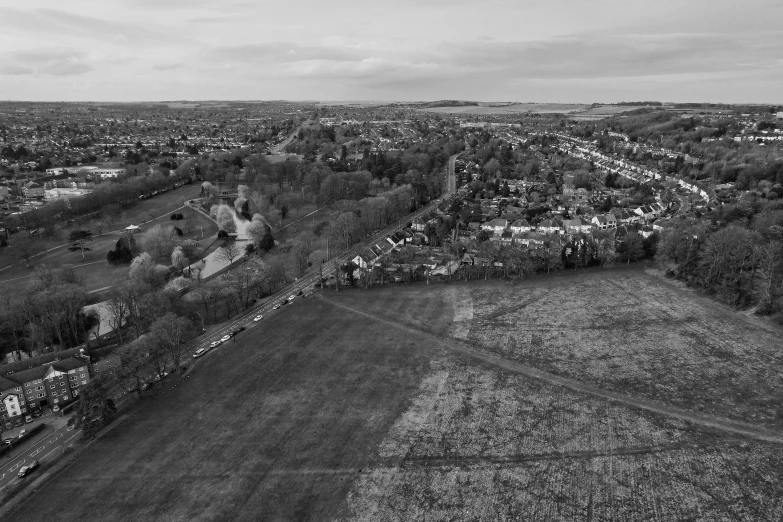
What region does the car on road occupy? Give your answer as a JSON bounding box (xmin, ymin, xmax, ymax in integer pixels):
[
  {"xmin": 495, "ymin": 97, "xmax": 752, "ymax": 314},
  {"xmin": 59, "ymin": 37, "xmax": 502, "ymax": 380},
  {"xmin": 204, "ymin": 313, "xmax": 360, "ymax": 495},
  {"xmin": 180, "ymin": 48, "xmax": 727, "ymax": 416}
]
[
  {"xmin": 192, "ymin": 348, "xmax": 207, "ymax": 359},
  {"xmin": 18, "ymin": 460, "xmax": 39, "ymax": 478},
  {"xmin": 253, "ymin": 314, "xmax": 264, "ymax": 321},
  {"xmin": 25, "ymin": 415, "xmax": 32, "ymax": 423},
  {"xmin": 220, "ymin": 335, "xmax": 231, "ymax": 343},
  {"xmin": 209, "ymin": 341, "xmax": 220, "ymax": 348},
  {"xmin": 272, "ymin": 304, "xmax": 281, "ymax": 310},
  {"xmin": 18, "ymin": 429, "xmax": 26, "ymax": 438}
]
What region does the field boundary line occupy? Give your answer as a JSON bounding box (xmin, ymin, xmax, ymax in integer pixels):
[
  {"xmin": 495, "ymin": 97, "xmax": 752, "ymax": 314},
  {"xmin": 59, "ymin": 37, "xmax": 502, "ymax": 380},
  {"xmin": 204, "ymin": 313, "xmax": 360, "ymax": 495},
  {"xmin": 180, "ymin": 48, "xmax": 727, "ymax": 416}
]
[{"xmin": 316, "ymin": 294, "xmax": 783, "ymax": 446}]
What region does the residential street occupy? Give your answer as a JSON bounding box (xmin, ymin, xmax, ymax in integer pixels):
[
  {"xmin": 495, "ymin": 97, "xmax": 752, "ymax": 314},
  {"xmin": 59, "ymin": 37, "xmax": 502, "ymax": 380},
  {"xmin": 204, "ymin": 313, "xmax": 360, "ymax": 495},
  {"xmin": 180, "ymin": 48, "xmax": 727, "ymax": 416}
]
[{"xmin": 0, "ymin": 419, "xmax": 81, "ymax": 490}]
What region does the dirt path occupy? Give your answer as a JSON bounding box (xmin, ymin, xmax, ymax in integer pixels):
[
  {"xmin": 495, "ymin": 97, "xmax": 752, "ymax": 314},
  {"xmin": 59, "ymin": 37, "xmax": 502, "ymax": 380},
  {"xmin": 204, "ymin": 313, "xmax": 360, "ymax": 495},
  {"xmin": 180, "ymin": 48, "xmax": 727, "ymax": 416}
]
[{"xmin": 317, "ymin": 294, "xmax": 783, "ymax": 445}]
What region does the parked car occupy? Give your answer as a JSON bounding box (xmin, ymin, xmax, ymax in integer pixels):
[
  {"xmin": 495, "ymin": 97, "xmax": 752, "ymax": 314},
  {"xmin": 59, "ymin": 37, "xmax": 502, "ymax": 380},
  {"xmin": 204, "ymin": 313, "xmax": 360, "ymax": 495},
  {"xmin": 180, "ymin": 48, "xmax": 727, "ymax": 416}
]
[
  {"xmin": 288, "ymin": 295, "xmax": 295, "ymax": 301},
  {"xmin": 18, "ymin": 429, "xmax": 26, "ymax": 438},
  {"xmin": 17, "ymin": 460, "xmax": 39, "ymax": 478},
  {"xmin": 220, "ymin": 335, "xmax": 231, "ymax": 343},
  {"xmin": 3, "ymin": 439, "xmax": 12, "ymax": 445},
  {"xmin": 31, "ymin": 410, "xmax": 41, "ymax": 418},
  {"xmin": 192, "ymin": 348, "xmax": 207, "ymax": 359},
  {"xmin": 24, "ymin": 415, "xmax": 32, "ymax": 423},
  {"xmin": 253, "ymin": 315, "xmax": 264, "ymax": 321},
  {"xmin": 272, "ymin": 304, "xmax": 281, "ymax": 310},
  {"xmin": 13, "ymin": 419, "xmax": 23, "ymax": 427},
  {"xmin": 52, "ymin": 405, "xmax": 60, "ymax": 412},
  {"xmin": 297, "ymin": 290, "xmax": 303, "ymax": 296},
  {"xmin": 234, "ymin": 326, "xmax": 245, "ymax": 334},
  {"xmin": 209, "ymin": 341, "xmax": 220, "ymax": 348}
]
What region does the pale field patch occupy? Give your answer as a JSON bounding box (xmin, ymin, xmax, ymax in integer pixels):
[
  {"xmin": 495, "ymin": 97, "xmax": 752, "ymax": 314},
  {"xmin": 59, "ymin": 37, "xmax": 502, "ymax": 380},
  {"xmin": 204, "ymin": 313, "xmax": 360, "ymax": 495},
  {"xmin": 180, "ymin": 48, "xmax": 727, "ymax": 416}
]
[
  {"xmin": 343, "ymin": 358, "xmax": 783, "ymax": 521},
  {"xmin": 464, "ymin": 271, "xmax": 783, "ymax": 428}
]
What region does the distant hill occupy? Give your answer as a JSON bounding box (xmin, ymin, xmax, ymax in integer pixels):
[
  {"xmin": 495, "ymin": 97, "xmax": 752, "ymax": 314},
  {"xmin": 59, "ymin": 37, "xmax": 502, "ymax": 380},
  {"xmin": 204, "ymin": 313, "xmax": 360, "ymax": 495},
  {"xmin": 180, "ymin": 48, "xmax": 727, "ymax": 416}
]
[{"xmin": 420, "ymin": 100, "xmax": 480, "ymax": 108}]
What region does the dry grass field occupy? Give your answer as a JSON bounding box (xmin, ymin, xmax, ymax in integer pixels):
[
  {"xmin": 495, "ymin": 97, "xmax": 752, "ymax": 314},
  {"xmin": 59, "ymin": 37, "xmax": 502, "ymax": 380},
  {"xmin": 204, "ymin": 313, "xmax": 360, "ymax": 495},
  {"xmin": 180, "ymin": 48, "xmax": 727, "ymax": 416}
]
[{"xmin": 10, "ymin": 268, "xmax": 783, "ymax": 520}]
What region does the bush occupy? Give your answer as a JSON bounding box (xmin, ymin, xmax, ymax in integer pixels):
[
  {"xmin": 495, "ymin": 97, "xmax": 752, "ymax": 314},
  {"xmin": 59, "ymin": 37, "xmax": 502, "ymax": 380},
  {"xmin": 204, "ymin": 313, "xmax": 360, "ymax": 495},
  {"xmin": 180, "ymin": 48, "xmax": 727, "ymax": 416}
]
[
  {"xmin": 107, "ymin": 245, "xmax": 133, "ymax": 264},
  {"xmin": 217, "ymin": 230, "xmax": 229, "ymax": 239},
  {"xmin": 173, "ymin": 227, "xmax": 183, "ymax": 236},
  {"xmin": 170, "ymin": 212, "xmax": 184, "ymax": 220}
]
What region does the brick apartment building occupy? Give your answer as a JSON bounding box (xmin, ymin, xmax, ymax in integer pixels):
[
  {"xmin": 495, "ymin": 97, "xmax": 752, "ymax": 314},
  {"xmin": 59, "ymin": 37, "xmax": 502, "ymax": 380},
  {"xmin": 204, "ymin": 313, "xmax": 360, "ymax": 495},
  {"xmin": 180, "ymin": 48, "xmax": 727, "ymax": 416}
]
[{"xmin": 0, "ymin": 349, "xmax": 92, "ymax": 423}]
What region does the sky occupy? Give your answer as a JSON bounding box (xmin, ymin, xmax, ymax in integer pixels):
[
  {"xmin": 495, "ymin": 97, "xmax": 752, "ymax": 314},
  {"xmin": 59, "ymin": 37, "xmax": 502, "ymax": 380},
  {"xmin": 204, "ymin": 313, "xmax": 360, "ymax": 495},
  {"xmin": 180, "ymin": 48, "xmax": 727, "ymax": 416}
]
[{"xmin": 0, "ymin": 0, "xmax": 781, "ymax": 103}]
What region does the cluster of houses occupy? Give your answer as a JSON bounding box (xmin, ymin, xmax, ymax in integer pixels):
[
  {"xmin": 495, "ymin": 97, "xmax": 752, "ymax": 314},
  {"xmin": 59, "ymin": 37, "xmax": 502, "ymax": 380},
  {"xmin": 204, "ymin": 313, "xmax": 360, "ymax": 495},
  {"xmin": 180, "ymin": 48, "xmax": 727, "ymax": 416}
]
[
  {"xmin": 476, "ymin": 203, "xmax": 663, "ymax": 243},
  {"xmin": 554, "ymin": 133, "xmax": 711, "ymax": 200}
]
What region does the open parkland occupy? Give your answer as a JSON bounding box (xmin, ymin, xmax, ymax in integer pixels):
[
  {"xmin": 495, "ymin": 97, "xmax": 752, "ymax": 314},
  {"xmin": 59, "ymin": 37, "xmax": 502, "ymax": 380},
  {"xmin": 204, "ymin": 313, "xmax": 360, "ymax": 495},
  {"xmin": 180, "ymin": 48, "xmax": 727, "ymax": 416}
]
[{"xmin": 5, "ymin": 265, "xmax": 783, "ymax": 521}]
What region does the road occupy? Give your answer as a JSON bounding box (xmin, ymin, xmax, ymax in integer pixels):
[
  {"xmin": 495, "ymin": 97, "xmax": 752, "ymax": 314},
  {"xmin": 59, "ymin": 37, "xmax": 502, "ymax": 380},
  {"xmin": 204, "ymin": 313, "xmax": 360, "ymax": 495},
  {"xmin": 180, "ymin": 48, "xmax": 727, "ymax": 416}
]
[
  {"xmin": 187, "ymin": 154, "xmax": 458, "ymax": 360},
  {"xmin": 0, "ymin": 423, "xmax": 81, "ymax": 489},
  {"xmin": 270, "ymin": 122, "xmax": 305, "ymax": 154}
]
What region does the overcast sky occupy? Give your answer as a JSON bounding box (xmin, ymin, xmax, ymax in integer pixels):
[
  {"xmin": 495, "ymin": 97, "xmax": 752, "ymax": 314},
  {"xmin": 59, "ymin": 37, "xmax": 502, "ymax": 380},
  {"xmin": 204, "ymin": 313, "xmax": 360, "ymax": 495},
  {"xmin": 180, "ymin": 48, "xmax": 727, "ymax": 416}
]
[{"xmin": 0, "ymin": 0, "xmax": 781, "ymax": 103}]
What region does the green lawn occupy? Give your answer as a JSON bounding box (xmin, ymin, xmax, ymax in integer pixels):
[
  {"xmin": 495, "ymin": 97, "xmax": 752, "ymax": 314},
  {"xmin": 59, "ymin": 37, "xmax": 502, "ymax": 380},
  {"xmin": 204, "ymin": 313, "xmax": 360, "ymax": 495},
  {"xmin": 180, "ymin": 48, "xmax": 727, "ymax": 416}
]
[{"xmin": 10, "ymin": 296, "xmax": 434, "ymax": 521}]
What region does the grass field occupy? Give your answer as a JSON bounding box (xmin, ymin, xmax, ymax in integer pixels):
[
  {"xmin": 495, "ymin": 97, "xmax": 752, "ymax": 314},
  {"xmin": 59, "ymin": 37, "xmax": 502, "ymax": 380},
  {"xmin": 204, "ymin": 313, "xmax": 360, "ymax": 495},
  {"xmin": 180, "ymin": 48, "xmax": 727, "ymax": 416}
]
[
  {"xmin": 10, "ymin": 269, "xmax": 783, "ymax": 520},
  {"xmin": 0, "ymin": 184, "xmax": 203, "ymax": 270},
  {"xmin": 336, "ymin": 269, "xmax": 783, "ymax": 430},
  {"xmin": 0, "ymin": 205, "xmax": 218, "ymax": 296}
]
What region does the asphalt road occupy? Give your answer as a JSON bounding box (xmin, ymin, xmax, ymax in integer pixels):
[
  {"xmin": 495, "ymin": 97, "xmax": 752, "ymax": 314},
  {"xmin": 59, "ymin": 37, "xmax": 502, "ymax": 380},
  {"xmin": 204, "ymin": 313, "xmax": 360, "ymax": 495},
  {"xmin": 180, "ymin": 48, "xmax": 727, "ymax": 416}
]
[
  {"xmin": 0, "ymin": 423, "xmax": 81, "ymax": 489},
  {"xmin": 186, "ymin": 153, "xmax": 459, "ymax": 361}
]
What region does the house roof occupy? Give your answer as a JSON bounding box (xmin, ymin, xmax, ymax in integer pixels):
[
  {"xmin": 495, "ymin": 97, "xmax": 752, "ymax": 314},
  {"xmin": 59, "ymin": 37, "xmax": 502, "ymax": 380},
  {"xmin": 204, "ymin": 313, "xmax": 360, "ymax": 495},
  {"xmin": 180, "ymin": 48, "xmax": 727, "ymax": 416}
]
[
  {"xmin": 0, "ymin": 347, "xmax": 87, "ymax": 376},
  {"xmin": 0, "ymin": 375, "xmax": 20, "ymax": 392}
]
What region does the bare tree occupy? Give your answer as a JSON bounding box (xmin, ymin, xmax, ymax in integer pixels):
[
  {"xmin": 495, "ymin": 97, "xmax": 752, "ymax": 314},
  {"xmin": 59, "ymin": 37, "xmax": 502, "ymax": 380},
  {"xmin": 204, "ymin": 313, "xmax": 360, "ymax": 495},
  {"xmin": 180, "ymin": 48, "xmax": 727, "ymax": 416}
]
[
  {"xmin": 94, "ymin": 221, "xmax": 107, "ymax": 236},
  {"xmin": 12, "ymin": 236, "xmax": 42, "ymax": 268},
  {"xmin": 105, "ymin": 287, "xmax": 130, "ymax": 346},
  {"xmin": 150, "ymin": 313, "xmax": 193, "ymax": 374},
  {"xmin": 216, "ymin": 239, "xmax": 242, "ymax": 267}
]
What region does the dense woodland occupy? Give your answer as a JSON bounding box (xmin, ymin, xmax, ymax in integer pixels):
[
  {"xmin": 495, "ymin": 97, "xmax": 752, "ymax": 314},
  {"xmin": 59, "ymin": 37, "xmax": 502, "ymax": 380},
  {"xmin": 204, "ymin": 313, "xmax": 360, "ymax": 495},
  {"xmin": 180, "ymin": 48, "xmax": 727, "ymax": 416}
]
[{"xmin": 657, "ymin": 197, "xmax": 783, "ymax": 316}]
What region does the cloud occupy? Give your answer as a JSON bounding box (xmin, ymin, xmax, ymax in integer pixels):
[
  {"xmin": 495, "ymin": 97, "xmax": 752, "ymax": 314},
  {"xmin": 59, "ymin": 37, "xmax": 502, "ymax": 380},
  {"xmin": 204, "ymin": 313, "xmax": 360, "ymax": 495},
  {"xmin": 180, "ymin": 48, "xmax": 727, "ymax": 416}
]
[
  {"xmin": 0, "ymin": 65, "xmax": 33, "ymax": 76},
  {"xmin": 5, "ymin": 49, "xmax": 93, "ymax": 76},
  {"xmin": 153, "ymin": 63, "xmax": 183, "ymax": 71}
]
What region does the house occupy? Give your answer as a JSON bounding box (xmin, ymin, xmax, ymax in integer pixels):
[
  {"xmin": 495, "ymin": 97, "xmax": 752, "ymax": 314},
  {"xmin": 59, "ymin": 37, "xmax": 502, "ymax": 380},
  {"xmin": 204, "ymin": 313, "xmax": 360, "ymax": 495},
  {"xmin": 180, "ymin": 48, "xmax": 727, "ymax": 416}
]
[
  {"xmin": 490, "ymin": 230, "xmax": 514, "ymax": 243},
  {"xmin": 510, "ymin": 219, "xmax": 531, "ymax": 234},
  {"xmin": 22, "ymin": 181, "xmax": 44, "ymax": 198},
  {"xmin": 515, "ymin": 232, "xmax": 545, "ymax": 248},
  {"xmin": 591, "ymin": 213, "xmax": 617, "ymax": 230},
  {"xmin": 411, "ymin": 216, "xmax": 426, "ymax": 232},
  {"xmin": 563, "ymin": 218, "xmax": 592, "ymax": 234},
  {"xmin": 537, "ymin": 219, "xmax": 561, "ymax": 235},
  {"xmin": 386, "ymin": 231, "xmax": 406, "ymax": 248},
  {"xmin": 481, "ymin": 219, "xmax": 508, "ymax": 235}
]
